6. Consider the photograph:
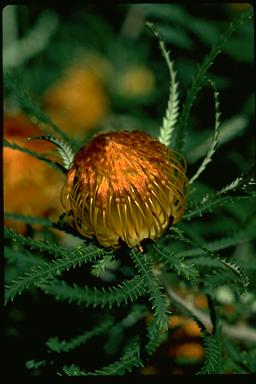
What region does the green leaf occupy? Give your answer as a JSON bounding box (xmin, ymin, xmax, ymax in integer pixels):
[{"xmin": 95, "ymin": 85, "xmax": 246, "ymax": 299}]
[
  {"xmin": 184, "ymin": 168, "xmax": 255, "ymax": 220},
  {"xmin": 4, "ymin": 72, "xmax": 77, "ymax": 147},
  {"xmin": 4, "ymin": 226, "xmax": 67, "ymax": 258},
  {"xmin": 26, "ymin": 135, "xmax": 74, "ymax": 170},
  {"xmin": 197, "ymin": 333, "xmax": 222, "ymax": 374},
  {"xmin": 152, "ymin": 244, "xmax": 199, "ymax": 280},
  {"xmin": 46, "ymin": 319, "xmax": 113, "ymax": 353},
  {"xmin": 187, "ymin": 115, "xmax": 248, "ymax": 164},
  {"xmin": 145, "ymin": 316, "xmax": 168, "ymax": 356},
  {"xmin": 175, "ymin": 223, "xmax": 256, "ymax": 259},
  {"xmin": 26, "ymin": 359, "xmax": 47, "ymax": 370},
  {"xmin": 197, "ymin": 296, "xmax": 222, "ymax": 374},
  {"xmin": 168, "ymin": 227, "xmax": 250, "ymax": 292},
  {"xmin": 219, "ymin": 259, "xmax": 250, "ymax": 290},
  {"xmin": 3, "ymin": 139, "xmax": 65, "ymax": 173},
  {"xmin": 189, "ymin": 80, "xmax": 221, "ymax": 184},
  {"xmin": 147, "ymin": 22, "xmax": 180, "ymax": 148},
  {"xmin": 41, "ymin": 275, "xmax": 146, "ymax": 308},
  {"xmin": 5, "ymin": 246, "xmax": 45, "ymax": 279},
  {"xmin": 175, "ymin": 7, "xmax": 253, "ymax": 151},
  {"xmin": 4, "ymin": 212, "xmax": 54, "ymax": 227},
  {"xmin": 61, "ymin": 337, "xmax": 143, "ymax": 376},
  {"xmin": 5, "ymin": 228, "xmax": 105, "ymax": 304},
  {"xmin": 90, "ymin": 254, "xmax": 116, "ymax": 277},
  {"xmin": 131, "ymin": 249, "xmax": 170, "ymax": 331}
]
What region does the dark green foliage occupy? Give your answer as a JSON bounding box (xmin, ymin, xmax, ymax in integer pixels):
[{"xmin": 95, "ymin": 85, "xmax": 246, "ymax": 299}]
[
  {"xmin": 26, "ymin": 359, "xmax": 47, "ymax": 371},
  {"xmin": 131, "ymin": 249, "xmax": 170, "ymax": 331},
  {"xmin": 152, "ymin": 244, "xmax": 199, "ymax": 281},
  {"xmin": 61, "ymin": 338, "xmax": 143, "ymax": 376},
  {"xmin": 4, "ymin": 212, "xmax": 54, "ymax": 227},
  {"xmin": 197, "ymin": 295, "xmax": 223, "ymax": 374},
  {"xmin": 4, "ymin": 72, "xmax": 76, "ymax": 147},
  {"xmin": 184, "ymin": 170, "xmax": 256, "ymax": 221},
  {"xmin": 5, "ymin": 227, "xmax": 107, "ymax": 304},
  {"xmin": 145, "ymin": 316, "xmax": 168, "ymax": 356},
  {"xmin": 175, "ymin": 6, "xmax": 253, "ymax": 151},
  {"xmin": 46, "ymin": 319, "xmax": 113, "ymax": 353},
  {"xmin": 41, "ymin": 275, "xmax": 146, "ymax": 308},
  {"xmin": 4, "ymin": 5, "xmax": 255, "ymax": 376},
  {"xmin": 198, "ymin": 333, "xmax": 222, "ymax": 374},
  {"xmin": 26, "ymin": 135, "xmax": 74, "ymax": 171}
]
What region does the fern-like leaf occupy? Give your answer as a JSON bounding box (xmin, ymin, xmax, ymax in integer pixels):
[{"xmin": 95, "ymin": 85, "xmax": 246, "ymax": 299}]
[
  {"xmin": 202, "ymin": 269, "xmax": 246, "ymax": 296},
  {"xmin": 90, "ymin": 254, "xmax": 116, "ymax": 277},
  {"xmin": 26, "ymin": 135, "xmax": 74, "ymax": 170},
  {"xmin": 197, "ymin": 333, "xmax": 222, "ymax": 374},
  {"xmin": 152, "ymin": 244, "xmax": 199, "ymax": 280},
  {"xmin": 26, "ymin": 359, "xmax": 47, "ymax": 370},
  {"xmin": 4, "ymin": 72, "xmax": 77, "ymax": 147},
  {"xmin": 184, "ymin": 168, "xmax": 255, "ymax": 220},
  {"xmin": 187, "ymin": 115, "xmax": 248, "ymax": 164},
  {"xmin": 218, "ymin": 259, "xmax": 250, "ymax": 290},
  {"xmin": 46, "ymin": 319, "xmax": 113, "ymax": 353},
  {"xmin": 217, "ymin": 168, "xmax": 256, "ymax": 196},
  {"xmin": 204, "ymin": 294, "xmax": 223, "ymax": 374},
  {"xmin": 4, "ymin": 10, "xmax": 58, "ymax": 70},
  {"xmin": 3, "ymin": 139, "xmax": 65, "ymax": 173},
  {"xmin": 146, "ymin": 22, "xmax": 179, "ymax": 147},
  {"xmin": 131, "ymin": 249, "xmax": 170, "ymax": 331},
  {"xmin": 169, "ymin": 227, "xmax": 250, "ymax": 292},
  {"xmin": 61, "ymin": 337, "xmax": 142, "ymax": 376},
  {"xmin": 175, "ymin": 7, "xmax": 253, "ymax": 151},
  {"xmin": 41, "ymin": 275, "xmax": 146, "ymax": 308},
  {"xmin": 5, "ymin": 212, "xmax": 54, "ymax": 227},
  {"xmin": 189, "ymin": 80, "xmax": 221, "ymax": 184},
  {"xmin": 5, "ymin": 231, "xmax": 105, "ymax": 304},
  {"xmin": 5, "ymin": 246, "xmax": 45, "ymax": 276},
  {"xmin": 175, "ymin": 223, "xmax": 256, "ymax": 259},
  {"xmin": 4, "ymin": 226, "xmax": 67, "ymax": 258},
  {"xmin": 145, "ymin": 316, "xmax": 168, "ymax": 356},
  {"xmin": 104, "ymin": 304, "xmax": 148, "ymax": 356}
]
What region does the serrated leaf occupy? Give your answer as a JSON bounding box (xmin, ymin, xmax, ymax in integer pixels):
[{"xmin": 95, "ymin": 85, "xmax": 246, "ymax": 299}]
[
  {"xmin": 42, "ymin": 275, "xmax": 146, "ymax": 308},
  {"xmin": 189, "ymin": 80, "xmax": 221, "ymax": 184},
  {"xmin": 131, "ymin": 249, "xmax": 170, "ymax": 331},
  {"xmin": 26, "ymin": 135, "xmax": 74, "ymax": 170},
  {"xmin": 197, "ymin": 333, "xmax": 222, "ymax": 374},
  {"xmin": 175, "ymin": 6, "xmax": 253, "ymax": 151},
  {"xmin": 46, "ymin": 319, "xmax": 113, "ymax": 353},
  {"xmin": 147, "ymin": 22, "xmax": 180, "ymax": 148}
]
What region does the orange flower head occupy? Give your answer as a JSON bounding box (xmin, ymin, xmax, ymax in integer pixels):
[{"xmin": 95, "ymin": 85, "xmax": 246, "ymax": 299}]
[{"xmin": 62, "ymin": 130, "xmax": 188, "ymax": 248}]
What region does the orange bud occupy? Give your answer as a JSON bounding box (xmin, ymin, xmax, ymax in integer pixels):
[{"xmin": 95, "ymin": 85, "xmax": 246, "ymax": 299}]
[{"xmin": 62, "ymin": 130, "xmax": 188, "ymax": 248}]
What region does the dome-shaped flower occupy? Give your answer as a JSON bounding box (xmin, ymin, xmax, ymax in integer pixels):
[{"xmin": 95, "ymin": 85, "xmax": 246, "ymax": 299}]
[{"xmin": 62, "ymin": 130, "xmax": 188, "ymax": 248}]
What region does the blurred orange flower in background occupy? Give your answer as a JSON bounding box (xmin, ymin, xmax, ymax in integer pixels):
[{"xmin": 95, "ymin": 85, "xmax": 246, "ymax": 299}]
[
  {"xmin": 42, "ymin": 54, "xmax": 110, "ymax": 139},
  {"xmin": 4, "ymin": 53, "xmax": 114, "ymax": 234},
  {"xmin": 113, "ymin": 65, "xmax": 155, "ymax": 99},
  {"xmin": 4, "ymin": 113, "xmax": 64, "ymax": 234},
  {"xmin": 169, "ymin": 315, "xmax": 201, "ymax": 338},
  {"xmin": 168, "ymin": 342, "xmax": 204, "ymax": 361}
]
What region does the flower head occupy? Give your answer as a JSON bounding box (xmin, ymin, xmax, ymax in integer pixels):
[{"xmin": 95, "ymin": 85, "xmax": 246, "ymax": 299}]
[{"xmin": 62, "ymin": 130, "xmax": 188, "ymax": 248}]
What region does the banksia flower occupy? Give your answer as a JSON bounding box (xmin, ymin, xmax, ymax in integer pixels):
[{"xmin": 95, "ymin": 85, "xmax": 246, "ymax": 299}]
[{"xmin": 62, "ymin": 130, "xmax": 188, "ymax": 248}]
